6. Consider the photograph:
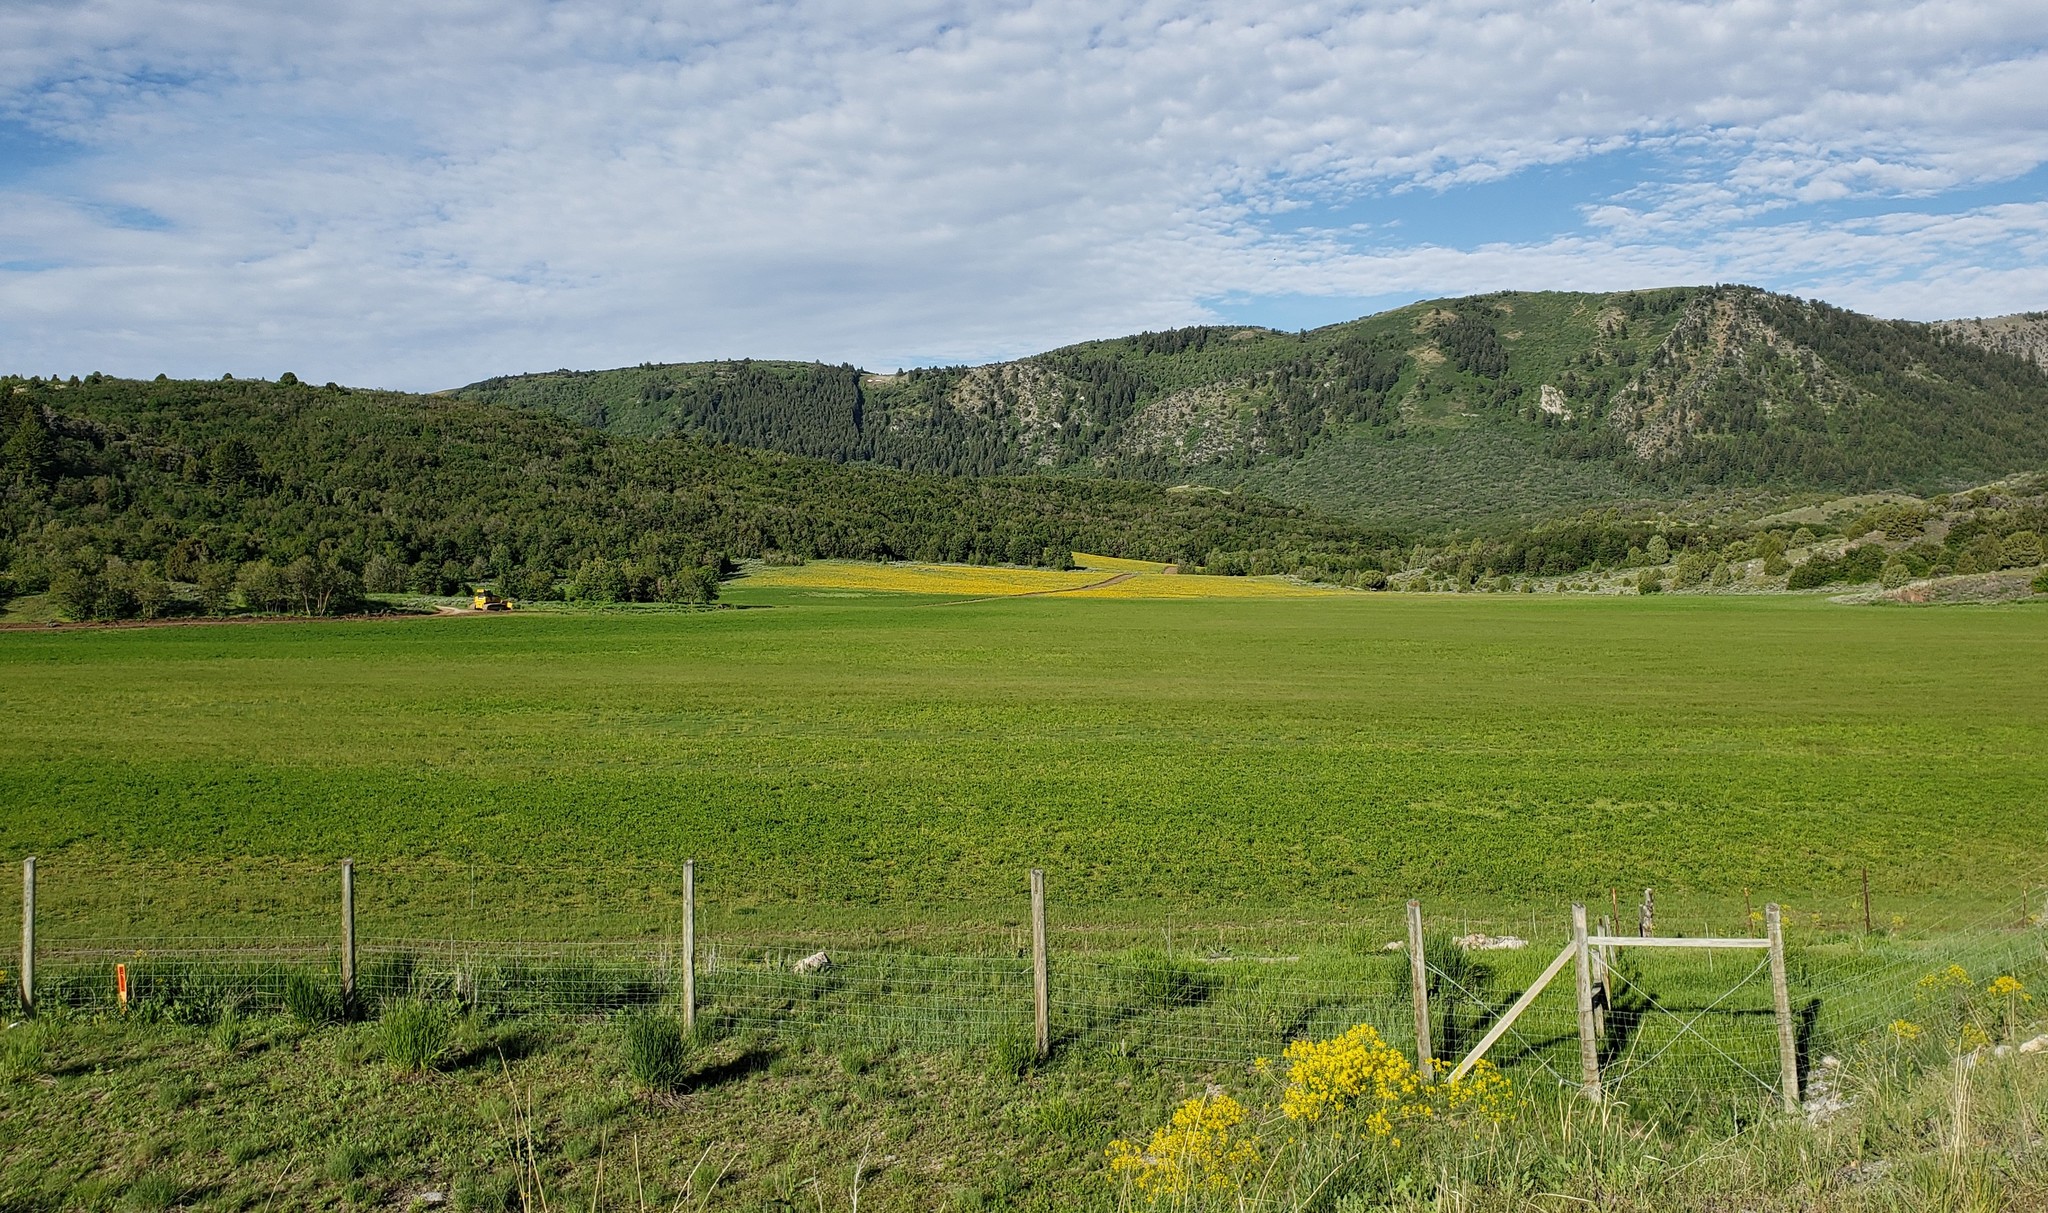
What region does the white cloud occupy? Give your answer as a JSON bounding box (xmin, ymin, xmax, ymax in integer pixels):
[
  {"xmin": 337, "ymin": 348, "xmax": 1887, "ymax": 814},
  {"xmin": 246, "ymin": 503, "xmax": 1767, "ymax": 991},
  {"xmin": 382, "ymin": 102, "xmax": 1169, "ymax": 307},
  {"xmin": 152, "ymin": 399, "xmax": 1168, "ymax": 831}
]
[{"xmin": 0, "ymin": 0, "xmax": 2045, "ymax": 387}]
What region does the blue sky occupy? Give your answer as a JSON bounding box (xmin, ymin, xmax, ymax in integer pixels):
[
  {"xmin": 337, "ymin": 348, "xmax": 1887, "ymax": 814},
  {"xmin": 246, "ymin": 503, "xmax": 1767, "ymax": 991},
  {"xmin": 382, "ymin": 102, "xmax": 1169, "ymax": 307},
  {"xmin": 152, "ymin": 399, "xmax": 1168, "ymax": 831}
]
[{"xmin": 2, "ymin": 1, "xmax": 2046, "ymax": 389}]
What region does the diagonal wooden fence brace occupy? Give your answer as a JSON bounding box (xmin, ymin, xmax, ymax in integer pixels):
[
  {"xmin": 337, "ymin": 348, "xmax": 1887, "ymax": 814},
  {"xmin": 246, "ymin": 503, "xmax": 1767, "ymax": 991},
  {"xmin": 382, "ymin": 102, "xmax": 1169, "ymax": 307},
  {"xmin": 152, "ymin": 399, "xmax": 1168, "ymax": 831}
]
[{"xmin": 1444, "ymin": 941, "xmax": 1577, "ymax": 1084}]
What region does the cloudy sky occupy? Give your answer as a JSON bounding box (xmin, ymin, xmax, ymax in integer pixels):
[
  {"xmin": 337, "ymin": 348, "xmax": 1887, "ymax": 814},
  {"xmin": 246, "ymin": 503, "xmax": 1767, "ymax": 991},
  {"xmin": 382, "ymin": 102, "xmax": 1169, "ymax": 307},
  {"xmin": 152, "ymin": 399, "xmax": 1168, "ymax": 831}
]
[{"xmin": 3, "ymin": 1, "xmax": 2046, "ymax": 390}]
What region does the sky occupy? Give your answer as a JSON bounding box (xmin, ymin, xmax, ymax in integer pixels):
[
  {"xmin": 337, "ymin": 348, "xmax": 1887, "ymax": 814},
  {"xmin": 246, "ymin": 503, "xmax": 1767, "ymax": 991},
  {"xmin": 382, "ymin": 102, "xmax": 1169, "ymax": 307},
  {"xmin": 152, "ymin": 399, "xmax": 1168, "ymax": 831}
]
[{"xmin": 2, "ymin": 1, "xmax": 2046, "ymax": 391}]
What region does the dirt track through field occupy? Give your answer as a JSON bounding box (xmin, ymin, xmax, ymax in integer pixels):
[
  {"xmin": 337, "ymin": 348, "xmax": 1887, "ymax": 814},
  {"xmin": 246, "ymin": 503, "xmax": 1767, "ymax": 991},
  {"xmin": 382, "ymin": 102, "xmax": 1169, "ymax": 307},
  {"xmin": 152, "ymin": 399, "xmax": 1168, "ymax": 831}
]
[{"xmin": 925, "ymin": 571, "xmax": 1135, "ymax": 606}]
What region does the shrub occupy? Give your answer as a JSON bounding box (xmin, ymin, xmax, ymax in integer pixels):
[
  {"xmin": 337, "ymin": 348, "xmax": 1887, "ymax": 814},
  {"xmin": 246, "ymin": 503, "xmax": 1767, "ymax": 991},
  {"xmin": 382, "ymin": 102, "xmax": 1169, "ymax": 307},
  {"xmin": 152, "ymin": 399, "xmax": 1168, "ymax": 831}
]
[
  {"xmin": 619, "ymin": 1010, "xmax": 692, "ymax": 1091},
  {"xmin": 283, "ymin": 971, "xmax": 340, "ymax": 1026},
  {"xmin": 2034, "ymin": 567, "xmax": 2048, "ymax": 595},
  {"xmin": 1635, "ymin": 569, "xmax": 1663, "ymax": 595},
  {"xmin": 380, "ymin": 1000, "xmax": 452, "ymax": 1073}
]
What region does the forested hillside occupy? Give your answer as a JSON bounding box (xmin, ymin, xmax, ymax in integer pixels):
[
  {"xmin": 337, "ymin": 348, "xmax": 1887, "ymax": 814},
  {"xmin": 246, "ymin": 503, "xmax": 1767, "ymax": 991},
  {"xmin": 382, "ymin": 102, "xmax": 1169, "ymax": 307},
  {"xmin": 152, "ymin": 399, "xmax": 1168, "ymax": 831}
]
[
  {"xmin": 0, "ymin": 375, "xmax": 1400, "ymax": 619},
  {"xmin": 460, "ymin": 287, "xmax": 2048, "ymax": 525}
]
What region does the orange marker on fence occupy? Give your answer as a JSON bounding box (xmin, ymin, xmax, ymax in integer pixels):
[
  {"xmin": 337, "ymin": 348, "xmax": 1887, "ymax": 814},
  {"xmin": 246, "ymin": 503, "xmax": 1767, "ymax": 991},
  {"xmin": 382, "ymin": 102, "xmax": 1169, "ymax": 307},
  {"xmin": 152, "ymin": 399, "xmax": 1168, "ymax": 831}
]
[{"xmin": 116, "ymin": 962, "xmax": 129, "ymax": 1010}]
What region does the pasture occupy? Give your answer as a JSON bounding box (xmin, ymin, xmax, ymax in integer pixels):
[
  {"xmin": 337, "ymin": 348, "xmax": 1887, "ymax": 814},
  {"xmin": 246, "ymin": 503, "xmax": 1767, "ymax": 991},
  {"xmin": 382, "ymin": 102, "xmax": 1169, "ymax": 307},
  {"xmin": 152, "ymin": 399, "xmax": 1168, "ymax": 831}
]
[
  {"xmin": 6, "ymin": 579, "xmax": 2048, "ymax": 1210},
  {"xmin": 2, "ymin": 580, "xmax": 2044, "ymax": 938}
]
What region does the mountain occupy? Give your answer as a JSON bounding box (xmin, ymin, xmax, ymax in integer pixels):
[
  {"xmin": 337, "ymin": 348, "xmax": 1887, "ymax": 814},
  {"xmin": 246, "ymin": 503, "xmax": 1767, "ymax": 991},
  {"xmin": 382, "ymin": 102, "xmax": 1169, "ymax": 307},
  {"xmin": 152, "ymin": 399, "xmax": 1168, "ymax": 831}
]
[{"xmin": 457, "ymin": 286, "xmax": 2048, "ymax": 528}]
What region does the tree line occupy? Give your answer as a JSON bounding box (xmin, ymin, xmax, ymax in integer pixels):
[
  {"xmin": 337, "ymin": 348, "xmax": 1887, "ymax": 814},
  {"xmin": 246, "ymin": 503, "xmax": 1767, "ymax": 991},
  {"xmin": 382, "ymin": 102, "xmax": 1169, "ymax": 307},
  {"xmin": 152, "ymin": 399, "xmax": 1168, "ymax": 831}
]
[{"xmin": 0, "ymin": 374, "xmax": 1403, "ymax": 620}]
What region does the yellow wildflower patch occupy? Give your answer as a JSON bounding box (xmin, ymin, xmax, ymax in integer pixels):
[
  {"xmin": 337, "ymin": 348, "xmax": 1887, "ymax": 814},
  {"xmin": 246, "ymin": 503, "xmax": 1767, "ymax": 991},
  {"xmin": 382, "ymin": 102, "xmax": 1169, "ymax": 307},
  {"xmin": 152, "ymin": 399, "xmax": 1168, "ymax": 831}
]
[
  {"xmin": 1105, "ymin": 1092, "xmax": 1259, "ymax": 1196},
  {"xmin": 1887, "ymin": 1019, "xmax": 1923, "ymax": 1042},
  {"xmin": 1986, "ymin": 975, "xmax": 2030, "ymax": 1001},
  {"xmin": 1071, "ymin": 552, "xmax": 1173, "ymax": 573},
  {"xmin": 1277, "ymin": 1022, "xmax": 1426, "ymax": 1136},
  {"xmin": 1917, "ymin": 964, "xmax": 1973, "ymax": 997}
]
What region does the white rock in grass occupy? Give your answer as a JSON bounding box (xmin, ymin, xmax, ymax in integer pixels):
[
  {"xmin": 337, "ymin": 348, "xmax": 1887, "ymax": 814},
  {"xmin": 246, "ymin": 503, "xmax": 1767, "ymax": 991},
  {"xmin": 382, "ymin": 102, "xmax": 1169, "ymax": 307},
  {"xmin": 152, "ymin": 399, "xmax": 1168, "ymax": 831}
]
[
  {"xmin": 2018, "ymin": 1034, "xmax": 2048, "ymax": 1055},
  {"xmin": 1454, "ymin": 934, "xmax": 1528, "ymax": 951},
  {"xmin": 793, "ymin": 950, "xmax": 833, "ymax": 974}
]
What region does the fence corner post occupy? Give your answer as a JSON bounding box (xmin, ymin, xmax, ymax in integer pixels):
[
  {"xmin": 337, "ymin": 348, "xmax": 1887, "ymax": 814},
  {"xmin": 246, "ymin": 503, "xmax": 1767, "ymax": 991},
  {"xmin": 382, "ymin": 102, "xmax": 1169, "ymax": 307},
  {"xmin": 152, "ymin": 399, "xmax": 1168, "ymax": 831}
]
[
  {"xmin": 19, "ymin": 856, "xmax": 34, "ymax": 1016},
  {"xmin": 1767, "ymin": 903, "xmax": 1800, "ymax": 1113},
  {"xmin": 682, "ymin": 858, "xmax": 696, "ymax": 1033},
  {"xmin": 339, "ymin": 858, "xmax": 355, "ymax": 1009},
  {"xmin": 1030, "ymin": 868, "xmax": 1049, "ymax": 1060},
  {"xmin": 1407, "ymin": 899, "xmax": 1434, "ymax": 1081},
  {"xmin": 1572, "ymin": 902, "xmax": 1601, "ymax": 1102}
]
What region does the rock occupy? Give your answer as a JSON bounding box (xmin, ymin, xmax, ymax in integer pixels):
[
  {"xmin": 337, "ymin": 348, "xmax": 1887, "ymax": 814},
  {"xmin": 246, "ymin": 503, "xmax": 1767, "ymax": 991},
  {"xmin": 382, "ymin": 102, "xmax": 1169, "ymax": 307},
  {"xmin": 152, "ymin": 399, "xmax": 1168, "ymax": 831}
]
[
  {"xmin": 411, "ymin": 1192, "xmax": 447, "ymax": 1207},
  {"xmin": 1803, "ymin": 1055, "xmax": 1852, "ymax": 1123},
  {"xmin": 1839, "ymin": 1159, "xmax": 1893, "ymax": 1185},
  {"xmin": 793, "ymin": 950, "xmax": 832, "ymax": 974},
  {"xmin": 1382, "ymin": 940, "xmax": 1404, "ymax": 951},
  {"xmin": 1453, "ymin": 933, "xmax": 1528, "ymax": 951},
  {"xmin": 2018, "ymin": 1034, "xmax": 2048, "ymax": 1055}
]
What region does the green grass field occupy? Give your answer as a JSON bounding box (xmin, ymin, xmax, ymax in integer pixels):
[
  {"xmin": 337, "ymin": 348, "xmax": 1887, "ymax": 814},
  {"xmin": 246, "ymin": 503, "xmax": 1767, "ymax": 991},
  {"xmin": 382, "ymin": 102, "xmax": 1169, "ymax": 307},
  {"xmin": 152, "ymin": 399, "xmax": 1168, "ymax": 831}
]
[
  {"xmin": 4, "ymin": 588, "xmax": 2046, "ymax": 938},
  {"xmin": 6, "ymin": 589, "xmax": 2048, "ymax": 1210}
]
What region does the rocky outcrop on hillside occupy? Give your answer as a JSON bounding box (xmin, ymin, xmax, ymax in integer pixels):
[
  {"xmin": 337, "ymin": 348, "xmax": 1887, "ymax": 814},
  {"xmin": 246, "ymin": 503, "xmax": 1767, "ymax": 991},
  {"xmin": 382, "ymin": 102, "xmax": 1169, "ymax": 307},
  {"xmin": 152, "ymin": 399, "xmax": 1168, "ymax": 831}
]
[
  {"xmin": 1608, "ymin": 289, "xmax": 1859, "ymax": 460},
  {"xmin": 1935, "ymin": 313, "xmax": 2048, "ymax": 373}
]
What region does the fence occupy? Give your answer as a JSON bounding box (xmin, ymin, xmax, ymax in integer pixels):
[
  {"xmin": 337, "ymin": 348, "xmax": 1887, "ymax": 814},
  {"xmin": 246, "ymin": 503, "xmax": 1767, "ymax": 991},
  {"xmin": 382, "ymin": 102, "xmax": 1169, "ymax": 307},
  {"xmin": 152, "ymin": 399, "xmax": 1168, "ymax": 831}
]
[{"xmin": 12, "ymin": 854, "xmax": 2048, "ymax": 1117}]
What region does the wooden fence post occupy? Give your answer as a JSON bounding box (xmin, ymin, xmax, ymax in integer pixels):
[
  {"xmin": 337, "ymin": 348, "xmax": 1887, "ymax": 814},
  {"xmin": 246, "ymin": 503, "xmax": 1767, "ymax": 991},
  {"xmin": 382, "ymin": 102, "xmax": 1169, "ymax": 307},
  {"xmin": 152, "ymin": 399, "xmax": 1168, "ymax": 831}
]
[
  {"xmin": 340, "ymin": 859, "xmax": 355, "ymax": 1008},
  {"xmin": 1030, "ymin": 869, "xmax": 1049, "ymax": 1060},
  {"xmin": 1407, "ymin": 900, "xmax": 1433, "ymax": 1081},
  {"xmin": 19, "ymin": 856, "xmax": 33, "ymax": 1015},
  {"xmin": 1592, "ymin": 916, "xmax": 1611, "ymax": 1036},
  {"xmin": 1861, "ymin": 868, "xmax": 1873, "ymax": 934},
  {"xmin": 682, "ymin": 859, "xmax": 696, "ymax": 1033},
  {"xmin": 1573, "ymin": 902, "xmax": 1601, "ymax": 1101},
  {"xmin": 1638, "ymin": 887, "xmax": 1654, "ymax": 938},
  {"xmin": 1767, "ymin": 904, "xmax": 1800, "ymax": 1113}
]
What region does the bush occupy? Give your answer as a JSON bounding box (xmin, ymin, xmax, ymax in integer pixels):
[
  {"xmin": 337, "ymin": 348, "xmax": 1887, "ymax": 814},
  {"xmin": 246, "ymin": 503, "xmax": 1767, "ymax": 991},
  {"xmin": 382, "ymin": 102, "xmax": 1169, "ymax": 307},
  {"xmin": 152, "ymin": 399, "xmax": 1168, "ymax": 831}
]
[
  {"xmin": 619, "ymin": 1010, "xmax": 692, "ymax": 1091},
  {"xmin": 1635, "ymin": 569, "xmax": 1663, "ymax": 595},
  {"xmin": 2033, "ymin": 567, "xmax": 2048, "ymax": 595},
  {"xmin": 380, "ymin": 1000, "xmax": 452, "ymax": 1073},
  {"xmin": 284, "ymin": 971, "xmax": 341, "ymax": 1026}
]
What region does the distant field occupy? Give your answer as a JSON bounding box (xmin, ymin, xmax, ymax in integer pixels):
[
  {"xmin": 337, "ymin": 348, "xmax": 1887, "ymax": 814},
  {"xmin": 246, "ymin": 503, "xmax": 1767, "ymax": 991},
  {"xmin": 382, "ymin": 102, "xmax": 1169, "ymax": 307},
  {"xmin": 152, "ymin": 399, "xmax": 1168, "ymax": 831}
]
[
  {"xmin": 2, "ymin": 590, "xmax": 2045, "ymax": 941},
  {"xmin": 736, "ymin": 558, "xmax": 1342, "ymax": 600}
]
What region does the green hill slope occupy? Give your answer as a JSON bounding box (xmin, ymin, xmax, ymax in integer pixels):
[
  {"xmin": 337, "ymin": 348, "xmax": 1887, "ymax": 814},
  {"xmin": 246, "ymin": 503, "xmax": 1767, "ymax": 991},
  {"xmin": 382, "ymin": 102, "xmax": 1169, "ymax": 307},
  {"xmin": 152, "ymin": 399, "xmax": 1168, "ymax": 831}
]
[
  {"xmin": 457, "ymin": 287, "xmax": 2048, "ymax": 526},
  {"xmin": 0, "ymin": 375, "xmax": 1401, "ymax": 619}
]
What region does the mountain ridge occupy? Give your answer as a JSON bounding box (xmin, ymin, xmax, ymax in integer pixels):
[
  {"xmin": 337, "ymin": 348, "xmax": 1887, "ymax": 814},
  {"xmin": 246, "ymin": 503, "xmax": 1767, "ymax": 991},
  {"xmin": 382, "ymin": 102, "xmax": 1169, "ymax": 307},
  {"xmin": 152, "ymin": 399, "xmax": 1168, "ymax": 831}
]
[{"xmin": 456, "ymin": 286, "xmax": 2048, "ymax": 528}]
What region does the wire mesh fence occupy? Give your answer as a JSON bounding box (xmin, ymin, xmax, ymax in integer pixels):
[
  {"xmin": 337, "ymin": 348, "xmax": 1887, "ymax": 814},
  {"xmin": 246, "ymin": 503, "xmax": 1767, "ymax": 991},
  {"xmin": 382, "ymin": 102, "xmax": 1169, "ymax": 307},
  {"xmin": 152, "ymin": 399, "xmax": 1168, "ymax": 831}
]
[{"xmin": 12, "ymin": 852, "xmax": 2048, "ymax": 1118}]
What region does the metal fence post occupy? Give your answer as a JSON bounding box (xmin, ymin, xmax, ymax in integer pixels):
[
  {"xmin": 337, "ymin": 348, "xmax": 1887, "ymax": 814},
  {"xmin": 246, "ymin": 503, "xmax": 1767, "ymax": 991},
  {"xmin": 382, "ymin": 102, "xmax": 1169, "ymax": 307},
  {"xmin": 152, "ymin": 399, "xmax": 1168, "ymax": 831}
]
[{"xmin": 1407, "ymin": 900, "xmax": 1434, "ymax": 1081}]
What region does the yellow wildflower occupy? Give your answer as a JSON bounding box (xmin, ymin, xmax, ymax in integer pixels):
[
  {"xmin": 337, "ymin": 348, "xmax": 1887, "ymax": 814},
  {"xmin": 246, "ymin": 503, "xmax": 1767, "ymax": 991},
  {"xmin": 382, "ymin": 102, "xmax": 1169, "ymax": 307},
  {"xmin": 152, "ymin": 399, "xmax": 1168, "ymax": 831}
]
[
  {"xmin": 1276, "ymin": 1023, "xmax": 1424, "ymax": 1135},
  {"xmin": 1105, "ymin": 1092, "xmax": 1258, "ymax": 1196},
  {"xmin": 1958, "ymin": 1023, "xmax": 1992, "ymax": 1052},
  {"xmin": 1887, "ymin": 1019, "xmax": 1922, "ymax": 1042},
  {"xmin": 1986, "ymin": 975, "xmax": 2031, "ymax": 1002},
  {"xmin": 1917, "ymin": 965, "xmax": 1972, "ymax": 996},
  {"xmin": 1441, "ymin": 1060, "xmax": 1519, "ymax": 1124}
]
